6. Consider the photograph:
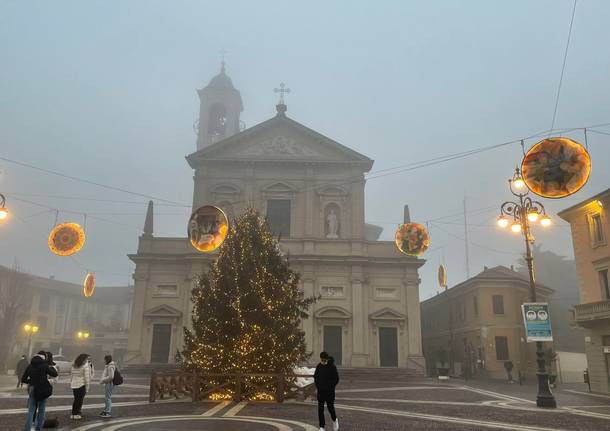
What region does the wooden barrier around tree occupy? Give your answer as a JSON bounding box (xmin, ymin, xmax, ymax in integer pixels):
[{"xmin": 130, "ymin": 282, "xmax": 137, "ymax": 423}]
[{"xmin": 149, "ymin": 370, "xmax": 316, "ymax": 403}]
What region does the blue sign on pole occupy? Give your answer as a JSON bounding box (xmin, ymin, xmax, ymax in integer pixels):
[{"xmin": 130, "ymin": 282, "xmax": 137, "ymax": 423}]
[{"xmin": 521, "ymin": 302, "xmax": 553, "ymax": 342}]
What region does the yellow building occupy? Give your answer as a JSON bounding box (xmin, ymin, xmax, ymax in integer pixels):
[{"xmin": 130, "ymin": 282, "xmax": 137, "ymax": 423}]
[
  {"xmin": 559, "ymin": 188, "xmax": 610, "ymax": 393},
  {"xmin": 421, "ymin": 266, "xmax": 552, "ymax": 380}
]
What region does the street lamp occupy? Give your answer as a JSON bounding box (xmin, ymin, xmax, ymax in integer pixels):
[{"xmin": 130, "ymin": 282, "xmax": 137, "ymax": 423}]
[
  {"xmin": 497, "ymin": 167, "xmax": 556, "ymax": 408},
  {"xmin": 76, "ymin": 331, "xmax": 90, "ymax": 340},
  {"xmin": 24, "ymin": 323, "xmax": 39, "ymax": 357},
  {"xmin": 0, "ymin": 193, "xmax": 8, "ymax": 221}
]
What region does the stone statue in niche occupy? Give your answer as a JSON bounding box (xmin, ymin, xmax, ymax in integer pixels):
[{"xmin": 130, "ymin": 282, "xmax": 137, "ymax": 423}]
[{"xmin": 326, "ymin": 208, "xmax": 339, "ymax": 239}]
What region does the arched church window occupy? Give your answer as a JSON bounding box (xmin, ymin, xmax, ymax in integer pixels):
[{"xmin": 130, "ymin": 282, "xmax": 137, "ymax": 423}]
[{"xmin": 208, "ymin": 103, "xmax": 227, "ymax": 144}]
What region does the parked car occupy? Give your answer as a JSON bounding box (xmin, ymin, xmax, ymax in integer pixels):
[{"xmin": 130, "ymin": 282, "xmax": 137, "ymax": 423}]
[{"xmin": 51, "ymin": 354, "xmax": 73, "ymax": 374}]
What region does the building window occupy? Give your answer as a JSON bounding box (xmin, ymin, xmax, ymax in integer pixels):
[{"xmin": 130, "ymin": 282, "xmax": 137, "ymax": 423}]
[
  {"xmin": 492, "ymin": 295, "xmax": 504, "ymax": 315},
  {"xmin": 599, "ymin": 269, "xmax": 610, "ymax": 300},
  {"xmin": 589, "ymin": 213, "xmax": 605, "ymax": 246},
  {"xmin": 473, "ymin": 296, "xmax": 479, "ymax": 317},
  {"xmin": 38, "ymin": 293, "xmax": 50, "ymax": 313},
  {"xmin": 495, "ymin": 336, "xmax": 509, "ymax": 360},
  {"xmin": 266, "ymin": 199, "xmax": 291, "ymax": 237}
]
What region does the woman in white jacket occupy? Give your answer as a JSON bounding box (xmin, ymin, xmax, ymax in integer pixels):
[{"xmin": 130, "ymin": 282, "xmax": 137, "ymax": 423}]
[{"xmin": 70, "ymin": 353, "xmax": 91, "ymax": 420}]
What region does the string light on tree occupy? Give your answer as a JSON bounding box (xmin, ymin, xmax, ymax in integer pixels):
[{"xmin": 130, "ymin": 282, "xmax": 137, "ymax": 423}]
[{"xmin": 181, "ymin": 208, "xmax": 315, "ymax": 400}]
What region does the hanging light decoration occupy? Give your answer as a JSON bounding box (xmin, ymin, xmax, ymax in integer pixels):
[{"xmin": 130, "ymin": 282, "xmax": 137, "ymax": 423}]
[
  {"xmin": 521, "ymin": 137, "xmax": 591, "ymax": 199},
  {"xmin": 83, "ymin": 272, "xmax": 96, "ymax": 298},
  {"xmin": 188, "ymin": 205, "xmax": 229, "ymax": 253},
  {"xmin": 395, "ymin": 222, "xmax": 430, "ymax": 256},
  {"xmin": 438, "ymin": 264, "xmax": 447, "ymax": 289},
  {"xmin": 0, "ymin": 193, "xmax": 8, "ymax": 221},
  {"xmin": 48, "ymin": 223, "xmax": 86, "ymax": 256}
]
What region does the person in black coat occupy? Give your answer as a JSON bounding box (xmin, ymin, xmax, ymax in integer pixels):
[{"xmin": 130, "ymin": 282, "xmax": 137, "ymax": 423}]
[
  {"xmin": 21, "ymin": 351, "xmax": 58, "ymax": 431},
  {"xmin": 314, "ymin": 351, "xmax": 339, "ymax": 431},
  {"xmin": 15, "ymin": 355, "xmax": 28, "ymax": 388}
]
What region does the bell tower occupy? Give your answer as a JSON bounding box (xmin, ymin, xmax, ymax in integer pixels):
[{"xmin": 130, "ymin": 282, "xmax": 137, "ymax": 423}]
[{"xmin": 196, "ymin": 62, "xmax": 243, "ymax": 150}]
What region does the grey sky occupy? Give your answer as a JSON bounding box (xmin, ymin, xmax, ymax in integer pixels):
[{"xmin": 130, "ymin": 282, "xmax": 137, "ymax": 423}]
[{"xmin": 0, "ymin": 0, "xmax": 608, "ymax": 299}]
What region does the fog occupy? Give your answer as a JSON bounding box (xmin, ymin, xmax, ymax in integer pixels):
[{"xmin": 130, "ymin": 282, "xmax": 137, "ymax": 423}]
[{"xmin": 1, "ymin": 0, "xmax": 609, "ymax": 300}]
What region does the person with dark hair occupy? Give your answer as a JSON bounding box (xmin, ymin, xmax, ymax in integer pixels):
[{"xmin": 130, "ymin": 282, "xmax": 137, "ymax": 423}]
[
  {"xmin": 21, "ymin": 351, "xmax": 58, "ymax": 431},
  {"xmin": 15, "ymin": 355, "xmax": 28, "ymax": 388},
  {"xmin": 70, "ymin": 354, "xmax": 91, "ymax": 420},
  {"xmin": 99, "ymin": 355, "xmax": 115, "ymax": 418},
  {"xmin": 314, "ymin": 351, "xmax": 340, "ymax": 431}
]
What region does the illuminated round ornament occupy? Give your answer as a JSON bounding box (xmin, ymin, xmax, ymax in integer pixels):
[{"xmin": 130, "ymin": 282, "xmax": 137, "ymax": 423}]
[
  {"xmin": 83, "ymin": 272, "xmax": 96, "ymax": 298},
  {"xmin": 395, "ymin": 222, "xmax": 430, "ymax": 256},
  {"xmin": 48, "ymin": 223, "xmax": 86, "ymax": 256},
  {"xmin": 438, "ymin": 264, "xmax": 447, "ymax": 289},
  {"xmin": 188, "ymin": 205, "xmax": 229, "ymax": 253},
  {"xmin": 521, "ymin": 137, "xmax": 591, "ymax": 199}
]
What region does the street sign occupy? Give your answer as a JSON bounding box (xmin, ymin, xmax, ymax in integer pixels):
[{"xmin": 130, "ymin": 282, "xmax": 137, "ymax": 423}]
[{"xmin": 522, "ymin": 303, "xmax": 553, "ymax": 342}]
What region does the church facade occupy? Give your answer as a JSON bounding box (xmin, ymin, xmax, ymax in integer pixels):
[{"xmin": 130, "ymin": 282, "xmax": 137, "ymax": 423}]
[{"xmin": 125, "ymin": 65, "xmax": 425, "ymax": 371}]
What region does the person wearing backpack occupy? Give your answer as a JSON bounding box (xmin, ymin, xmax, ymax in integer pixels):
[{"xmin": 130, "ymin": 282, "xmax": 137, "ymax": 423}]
[
  {"xmin": 21, "ymin": 351, "xmax": 58, "ymax": 431},
  {"xmin": 99, "ymin": 355, "xmax": 116, "ymax": 418}
]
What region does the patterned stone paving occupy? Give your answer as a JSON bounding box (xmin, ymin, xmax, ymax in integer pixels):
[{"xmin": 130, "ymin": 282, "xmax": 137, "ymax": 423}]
[{"xmin": 1, "ymin": 375, "xmax": 610, "ymax": 430}]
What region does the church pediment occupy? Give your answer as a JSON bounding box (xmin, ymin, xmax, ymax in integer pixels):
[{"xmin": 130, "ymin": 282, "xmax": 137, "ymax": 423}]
[
  {"xmin": 143, "ymin": 305, "xmax": 183, "ymax": 318},
  {"xmin": 315, "ymin": 306, "xmax": 352, "ymax": 320},
  {"xmin": 187, "ymin": 115, "xmax": 373, "ymax": 168},
  {"xmin": 369, "ymin": 308, "xmax": 406, "ymax": 321}
]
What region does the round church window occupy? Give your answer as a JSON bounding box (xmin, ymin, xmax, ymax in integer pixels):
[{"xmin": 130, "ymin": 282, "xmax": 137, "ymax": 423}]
[
  {"xmin": 188, "ymin": 205, "xmax": 229, "ymax": 253},
  {"xmin": 395, "ymin": 222, "xmax": 430, "ymax": 256}
]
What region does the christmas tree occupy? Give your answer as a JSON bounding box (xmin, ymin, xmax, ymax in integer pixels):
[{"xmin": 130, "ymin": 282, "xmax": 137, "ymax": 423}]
[{"xmin": 182, "ymin": 208, "xmax": 315, "ymax": 394}]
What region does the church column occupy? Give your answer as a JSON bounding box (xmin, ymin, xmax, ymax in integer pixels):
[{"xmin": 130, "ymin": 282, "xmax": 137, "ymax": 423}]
[
  {"xmin": 126, "ymin": 263, "xmax": 149, "ymax": 365},
  {"xmin": 405, "ymin": 268, "xmax": 425, "ymax": 371},
  {"xmin": 351, "ymin": 266, "xmax": 368, "ymax": 367},
  {"xmin": 302, "ymin": 265, "xmax": 315, "ymax": 363},
  {"xmin": 244, "ymin": 164, "xmax": 255, "ymax": 209},
  {"xmin": 351, "ymin": 171, "xmax": 365, "ymax": 239},
  {"xmin": 305, "ymin": 165, "xmax": 314, "ymax": 237}
]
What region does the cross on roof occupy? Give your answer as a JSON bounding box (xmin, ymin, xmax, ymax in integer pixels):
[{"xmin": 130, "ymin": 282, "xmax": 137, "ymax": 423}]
[{"xmin": 274, "ymin": 82, "xmax": 291, "ymax": 105}]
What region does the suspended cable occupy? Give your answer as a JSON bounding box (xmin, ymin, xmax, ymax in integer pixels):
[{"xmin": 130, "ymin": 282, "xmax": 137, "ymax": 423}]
[
  {"xmin": 0, "ymin": 155, "xmax": 188, "ymax": 205},
  {"xmin": 549, "ymin": 0, "xmax": 578, "ymax": 134}
]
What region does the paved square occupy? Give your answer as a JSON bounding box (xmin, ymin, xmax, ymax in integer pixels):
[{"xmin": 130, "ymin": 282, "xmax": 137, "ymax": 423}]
[{"xmin": 2, "ymin": 375, "xmax": 610, "ymax": 430}]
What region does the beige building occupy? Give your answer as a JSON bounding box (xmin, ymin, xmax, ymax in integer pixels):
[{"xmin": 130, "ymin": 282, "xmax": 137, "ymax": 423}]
[
  {"xmin": 559, "ymin": 188, "xmax": 610, "ymax": 392},
  {"xmin": 125, "ymin": 65, "xmax": 425, "ymax": 372},
  {"xmin": 0, "ymin": 265, "xmax": 132, "ymax": 368},
  {"xmin": 421, "ymin": 266, "xmax": 553, "ymax": 379}
]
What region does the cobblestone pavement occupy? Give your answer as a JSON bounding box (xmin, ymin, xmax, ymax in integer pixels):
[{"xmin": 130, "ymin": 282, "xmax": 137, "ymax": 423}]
[{"xmin": 1, "ymin": 374, "xmax": 609, "ymax": 430}]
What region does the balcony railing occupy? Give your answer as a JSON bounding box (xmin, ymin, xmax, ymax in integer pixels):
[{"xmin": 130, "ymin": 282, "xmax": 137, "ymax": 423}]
[{"xmin": 573, "ymin": 300, "xmax": 610, "ymax": 324}]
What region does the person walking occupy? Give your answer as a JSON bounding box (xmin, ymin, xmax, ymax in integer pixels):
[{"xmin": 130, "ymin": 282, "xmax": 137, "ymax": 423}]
[
  {"xmin": 99, "ymin": 355, "xmax": 115, "ymax": 418},
  {"xmin": 15, "ymin": 355, "xmax": 28, "ymax": 388},
  {"xmin": 21, "ymin": 351, "xmax": 58, "ymax": 431},
  {"xmin": 70, "ymin": 353, "xmax": 91, "ymax": 420},
  {"xmin": 314, "ymin": 351, "xmax": 339, "ymax": 431}
]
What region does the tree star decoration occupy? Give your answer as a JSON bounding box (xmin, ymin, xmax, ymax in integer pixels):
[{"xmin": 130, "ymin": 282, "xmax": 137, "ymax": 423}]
[{"xmin": 48, "ymin": 222, "xmax": 86, "ymax": 256}]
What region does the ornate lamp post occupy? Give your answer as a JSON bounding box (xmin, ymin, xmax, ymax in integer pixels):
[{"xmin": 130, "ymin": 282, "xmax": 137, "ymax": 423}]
[
  {"xmin": 0, "ymin": 193, "xmax": 8, "ymax": 221},
  {"xmin": 23, "ymin": 323, "xmax": 39, "ymax": 357},
  {"xmin": 497, "ymin": 168, "xmax": 556, "ymax": 408}
]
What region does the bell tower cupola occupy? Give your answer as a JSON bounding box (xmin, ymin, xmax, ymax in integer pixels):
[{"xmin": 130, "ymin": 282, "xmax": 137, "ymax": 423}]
[{"xmin": 195, "ymin": 62, "xmax": 243, "ymax": 149}]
